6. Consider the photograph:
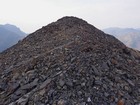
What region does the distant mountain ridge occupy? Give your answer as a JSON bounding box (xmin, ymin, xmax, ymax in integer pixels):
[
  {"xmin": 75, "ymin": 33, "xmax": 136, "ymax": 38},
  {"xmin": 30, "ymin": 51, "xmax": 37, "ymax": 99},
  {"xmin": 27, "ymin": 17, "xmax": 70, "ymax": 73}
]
[
  {"xmin": 0, "ymin": 24, "xmax": 26, "ymax": 52},
  {"xmin": 1, "ymin": 24, "xmax": 26, "ymax": 36},
  {"xmin": 103, "ymin": 27, "xmax": 140, "ymax": 51}
]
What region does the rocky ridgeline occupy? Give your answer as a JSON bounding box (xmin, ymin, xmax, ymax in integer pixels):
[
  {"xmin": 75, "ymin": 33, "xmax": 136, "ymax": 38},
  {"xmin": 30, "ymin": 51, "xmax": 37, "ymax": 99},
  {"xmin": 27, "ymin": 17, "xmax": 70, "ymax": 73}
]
[{"xmin": 0, "ymin": 17, "xmax": 140, "ymax": 105}]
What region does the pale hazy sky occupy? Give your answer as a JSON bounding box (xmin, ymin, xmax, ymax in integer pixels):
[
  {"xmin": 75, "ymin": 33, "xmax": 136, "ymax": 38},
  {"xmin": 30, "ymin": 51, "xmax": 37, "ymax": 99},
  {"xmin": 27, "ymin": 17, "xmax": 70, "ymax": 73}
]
[{"xmin": 0, "ymin": 0, "xmax": 140, "ymax": 33}]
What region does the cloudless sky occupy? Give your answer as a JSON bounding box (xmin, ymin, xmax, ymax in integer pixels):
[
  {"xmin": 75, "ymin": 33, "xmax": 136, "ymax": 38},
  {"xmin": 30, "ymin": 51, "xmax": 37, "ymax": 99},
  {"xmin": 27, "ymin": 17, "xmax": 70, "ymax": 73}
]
[{"xmin": 0, "ymin": 0, "xmax": 140, "ymax": 33}]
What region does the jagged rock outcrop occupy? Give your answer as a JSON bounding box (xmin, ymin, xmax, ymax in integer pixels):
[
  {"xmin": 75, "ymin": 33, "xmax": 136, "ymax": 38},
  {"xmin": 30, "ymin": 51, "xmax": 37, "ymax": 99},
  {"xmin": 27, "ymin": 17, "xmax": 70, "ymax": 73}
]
[{"xmin": 0, "ymin": 17, "xmax": 140, "ymax": 105}]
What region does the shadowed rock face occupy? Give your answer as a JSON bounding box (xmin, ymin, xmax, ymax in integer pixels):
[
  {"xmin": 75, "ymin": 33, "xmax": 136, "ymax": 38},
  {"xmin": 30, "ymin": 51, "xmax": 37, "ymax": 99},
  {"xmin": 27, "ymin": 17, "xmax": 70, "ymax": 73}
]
[{"xmin": 0, "ymin": 16, "xmax": 140, "ymax": 105}]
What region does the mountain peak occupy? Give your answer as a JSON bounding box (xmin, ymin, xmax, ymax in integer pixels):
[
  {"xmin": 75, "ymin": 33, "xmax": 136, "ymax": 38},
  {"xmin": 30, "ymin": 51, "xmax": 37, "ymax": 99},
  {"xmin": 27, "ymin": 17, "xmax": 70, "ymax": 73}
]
[
  {"xmin": 0, "ymin": 24, "xmax": 26, "ymax": 52},
  {"xmin": 57, "ymin": 16, "xmax": 88, "ymax": 24},
  {"xmin": 3, "ymin": 23, "xmax": 26, "ymax": 36},
  {"xmin": 38, "ymin": 16, "xmax": 96, "ymax": 36},
  {"xmin": 0, "ymin": 17, "xmax": 140, "ymax": 105}
]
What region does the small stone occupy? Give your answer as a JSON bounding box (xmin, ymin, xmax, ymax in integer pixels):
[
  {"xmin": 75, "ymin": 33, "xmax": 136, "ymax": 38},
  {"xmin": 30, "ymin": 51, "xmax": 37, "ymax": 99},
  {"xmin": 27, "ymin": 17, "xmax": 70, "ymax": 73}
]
[
  {"xmin": 56, "ymin": 67, "xmax": 61, "ymax": 71},
  {"xmin": 12, "ymin": 73, "xmax": 20, "ymax": 80},
  {"xmin": 91, "ymin": 65, "xmax": 100, "ymax": 76},
  {"xmin": 34, "ymin": 95, "xmax": 40, "ymax": 102},
  {"xmin": 39, "ymin": 88, "xmax": 46, "ymax": 96},
  {"xmin": 8, "ymin": 82, "xmax": 20, "ymax": 94},
  {"xmin": 116, "ymin": 69, "xmax": 125, "ymax": 75},
  {"xmin": 104, "ymin": 92, "xmax": 109, "ymax": 97},
  {"xmin": 95, "ymin": 80, "xmax": 102, "ymax": 85},
  {"xmin": 107, "ymin": 60, "xmax": 111, "ymax": 67},
  {"xmin": 21, "ymin": 78, "xmax": 38, "ymax": 90},
  {"xmin": 77, "ymin": 91, "xmax": 82, "ymax": 96},
  {"xmin": 48, "ymin": 89, "xmax": 55, "ymax": 98},
  {"xmin": 66, "ymin": 79, "xmax": 73, "ymax": 87},
  {"xmin": 110, "ymin": 102, "xmax": 115, "ymax": 105},
  {"xmin": 102, "ymin": 62, "xmax": 109, "ymax": 70},
  {"xmin": 71, "ymin": 57, "xmax": 76, "ymax": 62},
  {"xmin": 111, "ymin": 59, "xmax": 118, "ymax": 65},
  {"xmin": 57, "ymin": 99, "xmax": 66, "ymax": 105},
  {"xmin": 127, "ymin": 79, "xmax": 135, "ymax": 86},
  {"xmin": 138, "ymin": 89, "xmax": 140, "ymax": 93},
  {"xmin": 80, "ymin": 102, "xmax": 86, "ymax": 105},
  {"xmin": 10, "ymin": 94, "xmax": 19, "ymax": 101},
  {"xmin": 124, "ymin": 86, "xmax": 129, "ymax": 91},
  {"xmin": 87, "ymin": 97, "xmax": 91, "ymax": 102},
  {"xmin": 15, "ymin": 89, "xmax": 27, "ymax": 96},
  {"xmin": 9, "ymin": 102, "xmax": 16, "ymax": 105},
  {"xmin": 0, "ymin": 82, "xmax": 7, "ymax": 92},
  {"xmin": 109, "ymin": 82, "xmax": 113, "ymax": 86},
  {"xmin": 39, "ymin": 78, "xmax": 52, "ymax": 89},
  {"xmin": 16, "ymin": 96, "xmax": 29, "ymax": 105},
  {"xmin": 81, "ymin": 82, "xmax": 86, "ymax": 87},
  {"xmin": 103, "ymin": 84, "xmax": 107, "ymax": 90},
  {"xmin": 117, "ymin": 99, "xmax": 124, "ymax": 105},
  {"xmin": 59, "ymin": 79, "xmax": 65, "ymax": 87}
]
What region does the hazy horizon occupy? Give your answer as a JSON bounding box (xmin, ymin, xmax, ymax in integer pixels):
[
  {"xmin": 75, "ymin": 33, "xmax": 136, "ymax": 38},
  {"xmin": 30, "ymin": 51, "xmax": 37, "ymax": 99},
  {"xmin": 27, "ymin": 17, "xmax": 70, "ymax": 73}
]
[{"xmin": 1, "ymin": 0, "xmax": 140, "ymax": 33}]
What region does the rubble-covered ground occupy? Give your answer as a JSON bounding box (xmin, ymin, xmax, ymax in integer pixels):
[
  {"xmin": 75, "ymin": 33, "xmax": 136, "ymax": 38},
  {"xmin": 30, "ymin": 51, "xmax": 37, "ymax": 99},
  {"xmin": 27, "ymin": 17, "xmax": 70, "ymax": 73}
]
[{"xmin": 0, "ymin": 17, "xmax": 140, "ymax": 105}]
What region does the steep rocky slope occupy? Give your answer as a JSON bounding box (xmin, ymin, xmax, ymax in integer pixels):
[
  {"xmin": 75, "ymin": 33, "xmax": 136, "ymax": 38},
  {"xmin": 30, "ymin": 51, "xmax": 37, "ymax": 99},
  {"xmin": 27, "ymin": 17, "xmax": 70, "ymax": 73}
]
[{"xmin": 0, "ymin": 17, "xmax": 140, "ymax": 105}]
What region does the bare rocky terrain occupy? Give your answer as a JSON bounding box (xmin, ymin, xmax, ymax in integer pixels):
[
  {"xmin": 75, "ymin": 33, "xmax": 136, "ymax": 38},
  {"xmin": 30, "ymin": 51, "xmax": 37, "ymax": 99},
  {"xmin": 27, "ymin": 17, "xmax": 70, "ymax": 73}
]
[{"xmin": 0, "ymin": 17, "xmax": 140, "ymax": 105}]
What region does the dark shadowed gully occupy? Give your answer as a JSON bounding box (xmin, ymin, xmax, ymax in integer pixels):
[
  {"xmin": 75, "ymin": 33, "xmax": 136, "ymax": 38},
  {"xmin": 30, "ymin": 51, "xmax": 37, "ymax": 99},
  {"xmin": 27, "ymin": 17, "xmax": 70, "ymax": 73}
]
[{"xmin": 0, "ymin": 16, "xmax": 140, "ymax": 105}]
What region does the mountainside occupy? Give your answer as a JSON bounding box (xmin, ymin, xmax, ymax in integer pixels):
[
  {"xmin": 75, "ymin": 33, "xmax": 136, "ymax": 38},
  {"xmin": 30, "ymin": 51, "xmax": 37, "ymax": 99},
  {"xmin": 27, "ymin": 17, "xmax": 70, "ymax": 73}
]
[
  {"xmin": 103, "ymin": 27, "xmax": 140, "ymax": 50},
  {"xmin": 0, "ymin": 17, "xmax": 140, "ymax": 105},
  {"xmin": 2, "ymin": 24, "xmax": 26, "ymax": 36},
  {"xmin": 0, "ymin": 24, "xmax": 26, "ymax": 52}
]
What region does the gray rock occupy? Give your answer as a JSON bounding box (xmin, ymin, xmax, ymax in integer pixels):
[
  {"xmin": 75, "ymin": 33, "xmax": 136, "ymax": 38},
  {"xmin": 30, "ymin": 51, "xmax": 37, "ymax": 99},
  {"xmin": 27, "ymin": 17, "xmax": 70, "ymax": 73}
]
[
  {"xmin": 104, "ymin": 92, "xmax": 109, "ymax": 97},
  {"xmin": 91, "ymin": 65, "xmax": 100, "ymax": 76},
  {"xmin": 21, "ymin": 78, "xmax": 38, "ymax": 90},
  {"xmin": 57, "ymin": 99, "xmax": 66, "ymax": 105},
  {"xmin": 66, "ymin": 79, "xmax": 73, "ymax": 87},
  {"xmin": 87, "ymin": 97, "xmax": 91, "ymax": 102},
  {"xmin": 0, "ymin": 82, "xmax": 7, "ymax": 91},
  {"xmin": 102, "ymin": 62, "xmax": 109, "ymax": 70},
  {"xmin": 39, "ymin": 78, "xmax": 52, "ymax": 89},
  {"xmin": 59, "ymin": 79, "xmax": 65, "ymax": 87},
  {"xmin": 80, "ymin": 102, "xmax": 86, "ymax": 105},
  {"xmin": 126, "ymin": 79, "xmax": 135, "ymax": 86},
  {"xmin": 8, "ymin": 82, "xmax": 20, "ymax": 94},
  {"xmin": 15, "ymin": 89, "xmax": 27, "ymax": 96}
]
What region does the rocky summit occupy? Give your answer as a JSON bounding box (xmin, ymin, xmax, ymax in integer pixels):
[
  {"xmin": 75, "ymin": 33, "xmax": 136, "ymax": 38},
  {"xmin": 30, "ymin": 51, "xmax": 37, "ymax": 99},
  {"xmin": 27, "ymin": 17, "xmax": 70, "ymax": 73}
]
[{"xmin": 0, "ymin": 16, "xmax": 140, "ymax": 105}]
